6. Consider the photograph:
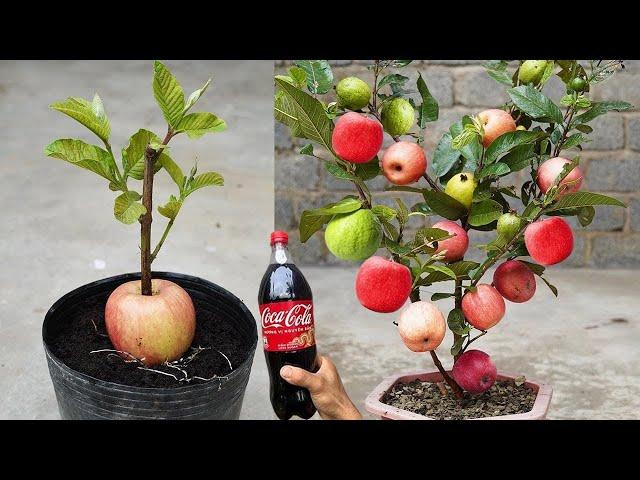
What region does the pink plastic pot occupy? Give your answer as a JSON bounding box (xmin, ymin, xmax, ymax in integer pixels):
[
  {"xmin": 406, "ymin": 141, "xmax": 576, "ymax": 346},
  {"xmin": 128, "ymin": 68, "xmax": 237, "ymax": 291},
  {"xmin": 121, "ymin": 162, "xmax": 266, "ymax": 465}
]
[{"xmin": 365, "ymin": 370, "xmax": 552, "ymax": 420}]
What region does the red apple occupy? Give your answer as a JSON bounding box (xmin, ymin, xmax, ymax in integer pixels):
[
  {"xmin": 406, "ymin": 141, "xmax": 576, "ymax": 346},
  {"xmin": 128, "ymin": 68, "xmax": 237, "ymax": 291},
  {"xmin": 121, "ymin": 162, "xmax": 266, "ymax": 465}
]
[
  {"xmin": 331, "ymin": 112, "xmax": 383, "ymax": 163},
  {"xmin": 478, "ymin": 109, "xmax": 516, "ymax": 148},
  {"xmin": 493, "ymin": 260, "xmax": 536, "ymax": 303},
  {"xmin": 524, "ymin": 217, "xmax": 574, "ymax": 266},
  {"xmin": 536, "ymin": 157, "xmax": 583, "ymax": 196},
  {"xmin": 452, "ymin": 349, "xmax": 497, "ymax": 394},
  {"xmin": 397, "ymin": 301, "xmax": 446, "ymax": 352},
  {"xmin": 355, "ymin": 256, "xmax": 412, "ymax": 313},
  {"xmin": 461, "ymin": 284, "xmax": 505, "ymax": 330},
  {"xmin": 381, "ymin": 141, "xmax": 427, "ymax": 185},
  {"xmin": 105, "ymin": 279, "xmax": 196, "ymax": 366},
  {"xmin": 432, "ymin": 220, "xmax": 469, "ymax": 262}
]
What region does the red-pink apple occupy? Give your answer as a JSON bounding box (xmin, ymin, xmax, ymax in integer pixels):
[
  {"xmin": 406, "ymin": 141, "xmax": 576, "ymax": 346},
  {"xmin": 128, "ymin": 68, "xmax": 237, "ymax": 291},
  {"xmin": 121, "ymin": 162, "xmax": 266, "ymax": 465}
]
[
  {"xmin": 524, "ymin": 217, "xmax": 574, "ymax": 266},
  {"xmin": 331, "ymin": 112, "xmax": 383, "ymax": 163},
  {"xmin": 355, "ymin": 256, "xmax": 412, "ymax": 313},
  {"xmin": 381, "ymin": 141, "xmax": 427, "ymax": 185},
  {"xmin": 105, "ymin": 279, "xmax": 196, "ymax": 366},
  {"xmin": 397, "ymin": 301, "xmax": 446, "ymax": 352},
  {"xmin": 452, "ymin": 349, "xmax": 497, "ymax": 394},
  {"xmin": 432, "ymin": 220, "xmax": 469, "ymax": 262},
  {"xmin": 536, "ymin": 157, "xmax": 583, "ymax": 196},
  {"xmin": 493, "ymin": 260, "xmax": 536, "ymax": 303},
  {"xmin": 461, "ymin": 284, "xmax": 505, "ymax": 330},
  {"xmin": 478, "ymin": 109, "xmax": 517, "ymax": 148}
]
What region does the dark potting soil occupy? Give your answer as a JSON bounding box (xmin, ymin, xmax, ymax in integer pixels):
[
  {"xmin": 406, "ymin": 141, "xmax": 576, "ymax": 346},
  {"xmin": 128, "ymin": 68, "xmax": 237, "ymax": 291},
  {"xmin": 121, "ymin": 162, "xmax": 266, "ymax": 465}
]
[
  {"xmin": 47, "ymin": 291, "xmax": 252, "ymax": 388},
  {"xmin": 382, "ymin": 379, "xmax": 537, "ymax": 419}
]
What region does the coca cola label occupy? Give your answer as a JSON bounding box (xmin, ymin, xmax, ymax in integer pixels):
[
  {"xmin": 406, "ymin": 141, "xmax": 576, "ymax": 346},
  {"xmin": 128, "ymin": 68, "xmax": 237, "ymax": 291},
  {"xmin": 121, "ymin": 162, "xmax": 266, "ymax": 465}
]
[{"xmin": 259, "ymin": 300, "xmax": 315, "ymax": 352}]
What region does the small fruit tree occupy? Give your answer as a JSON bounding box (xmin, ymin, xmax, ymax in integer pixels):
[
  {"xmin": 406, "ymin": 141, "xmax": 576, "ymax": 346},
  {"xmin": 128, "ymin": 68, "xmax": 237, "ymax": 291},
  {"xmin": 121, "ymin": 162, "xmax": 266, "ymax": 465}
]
[
  {"xmin": 45, "ymin": 61, "xmax": 226, "ymax": 367},
  {"xmin": 274, "ymin": 60, "xmax": 630, "ymax": 398}
]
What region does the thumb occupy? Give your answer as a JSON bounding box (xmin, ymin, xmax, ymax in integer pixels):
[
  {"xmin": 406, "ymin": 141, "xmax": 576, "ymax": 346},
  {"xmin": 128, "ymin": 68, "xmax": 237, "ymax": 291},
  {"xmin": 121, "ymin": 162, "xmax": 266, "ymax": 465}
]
[{"xmin": 280, "ymin": 365, "xmax": 322, "ymax": 392}]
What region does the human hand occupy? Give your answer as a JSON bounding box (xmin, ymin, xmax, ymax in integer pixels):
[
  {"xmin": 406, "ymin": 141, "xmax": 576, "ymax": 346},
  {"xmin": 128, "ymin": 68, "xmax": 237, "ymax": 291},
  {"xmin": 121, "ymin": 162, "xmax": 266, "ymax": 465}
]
[{"xmin": 280, "ymin": 354, "xmax": 362, "ymax": 420}]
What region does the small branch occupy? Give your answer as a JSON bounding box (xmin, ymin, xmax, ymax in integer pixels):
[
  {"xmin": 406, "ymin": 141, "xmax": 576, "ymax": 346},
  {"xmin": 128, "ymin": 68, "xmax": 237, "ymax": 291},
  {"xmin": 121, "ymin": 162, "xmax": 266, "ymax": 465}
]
[
  {"xmin": 461, "ymin": 330, "xmax": 487, "ymax": 354},
  {"xmin": 453, "ymin": 277, "xmax": 463, "ymax": 362},
  {"xmin": 553, "ymin": 105, "xmax": 576, "ymax": 157},
  {"xmin": 430, "ymin": 350, "xmax": 464, "ymax": 399},
  {"xmin": 353, "ymin": 180, "xmax": 371, "ymax": 208},
  {"xmin": 422, "ymin": 173, "xmax": 442, "ymax": 192},
  {"xmin": 150, "ymin": 218, "xmax": 175, "ymax": 263}
]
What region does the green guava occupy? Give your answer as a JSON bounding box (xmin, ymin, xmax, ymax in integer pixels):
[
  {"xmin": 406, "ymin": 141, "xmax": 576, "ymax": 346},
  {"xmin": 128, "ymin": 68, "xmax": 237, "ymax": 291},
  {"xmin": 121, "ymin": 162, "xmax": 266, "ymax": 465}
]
[
  {"xmin": 497, "ymin": 212, "xmax": 523, "ymax": 241},
  {"xmin": 518, "ymin": 60, "xmax": 549, "ymax": 85},
  {"xmin": 444, "ymin": 172, "xmax": 477, "ymax": 210},
  {"xmin": 336, "ymin": 77, "xmax": 372, "ymax": 110},
  {"xmin": 569, "ymin": 77, "xmax": 587, "ymax": 92},
  {"xmin": 324, "ymin": 209, "xmax": 382, "ymax": 261},
  {"xmin": 381, "ymin": 98, "xmax": 415, "ymax": 137}
]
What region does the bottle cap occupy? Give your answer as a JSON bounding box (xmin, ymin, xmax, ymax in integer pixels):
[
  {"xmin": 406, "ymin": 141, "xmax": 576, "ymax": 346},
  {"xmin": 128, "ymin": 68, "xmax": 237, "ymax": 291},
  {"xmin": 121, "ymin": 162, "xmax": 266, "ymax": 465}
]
[{"xmin": 270, "ymin": 231, "xmax": 289, "ymax": 246}]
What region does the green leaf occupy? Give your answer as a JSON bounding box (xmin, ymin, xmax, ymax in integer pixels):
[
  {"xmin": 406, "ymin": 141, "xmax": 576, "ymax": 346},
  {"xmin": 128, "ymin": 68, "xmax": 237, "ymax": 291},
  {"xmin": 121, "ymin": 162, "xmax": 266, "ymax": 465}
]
[
  {"xmin": 522, "ymin": 202, "xmax": 543, "ymax": 220},
  {"xmin": 175, "ymin": 112, "xmax": 226, "ymax": 139},
  {"xmin": 562, "ymin": 133, "xmax": 584, "ymax": 150},
  {"xmin": 122, "ymin": 129, "xmax": 160, "ymax": 180},
  {"xmin": 299, "ymin": 211, "xmax": 331, "ymax": 243},
  {"xmin": 431, "ymin": 292, "xmax": 454, "ymax": 301},
  {"xmin": 484, "ymin": 60, "xmax": 513, "ymax": 86},
  {"xmin": 153, "ymin": 61, "xmax": 185, "ymax": 128},
  {"xmin": 325, "ymin": 162, "xmax": 358, "ymax": 181},
  {"xmin": 274, "ymin": 78, "xmax": 335, "ymax": 154},
  {"xmin": 540, "ymin": 60, "xmax": 556, "ymax": 86},
  {"xmin": 378, "ymin": 74, "xmax": 409, "ymax": 89},
  {"xmin": 300, "ymin": 144, "xmax": 314, "ymax": 156},
  {"xmin": 501, "ymin": 144, "xmax": 536, "ymax": 172},
  {"xmin": 519, "ymin": 260, "xmax": 545, "ymax": 276},
  {"xmin": 392, "ymin": 60, "xmax": 413, "ymax": 68},
  {"xmin": 451, "ymin": 335, "xmax": 465, "ymax": 356},
  {"xmin": 577, "ymin": 206, "xmax": 596, "ymax": 227},
  {"xmin": 158, "ymin": 153, "xmax": 185, "ymax": 191},
  {"xmin": 44, "ymin": 139, "xmax": 115, "ymax": 181},
  {"xmin": 385, "ymin": 237, "xmax": 413, "ymax": 256},
  {"xmin": 575, "ymin": 101, "xmax": 633, "ymax": 123},
  {"xmin": 416, "ymin": 72, "xmax": 439, "ymax": 126},
  {"xmin": 355, "ymin": 157, "xmax": 381, "ymax": 180},
  {"xmin": 507, "ymin": 85, "xmax": 563, "ymax": 123},
  {"xmin": 478, "ymin": 162, "xmax": 510, "ymax": 180},
  {"xmin": 372, "ymin": 205, "xmax": 397, "ymax": 222},
  {"xmin": 307, "ymin": 197, "xmax": 362, "ymax": 216},
  {"xmin": 575, "ymin": 96, "xmax": 592, "ymax": 109},
  {"xmin": 424, "ymin": 264, "xmax": 456, "ymax": 280},
  {"xmin": 422, "ymin": 260, "xmax": 479, "ymax": 284},
  {"xmin": 546, "ymin": 192, "xmax": 627, "ymax": 211},
  {"xmin": 294, "ymin": 60, "xmax": 333, "ymax": 94},
  {"xmin": 387, "ymin": 185, "xmax": 424, "ymax": 194},
  {"xmin": 422, "ymin": 190, "xmax": 467, "ymax": 220},
  {"xmin": 50, "ymin": 96, "xmax": 111, "ymax": 144},
  {"xmin": 114, "ymin": 191, "xmax": 146, "ymax": 224},
  {"xmin": 185, "ymin": 171, "xmax": 224, "ymax": 195},
  {"xmin": 485, "ymin": 130, "xmax": 544, "ymax": 164},
  {"xmin": 158, "ymin": 195, "xmax": 182, "ymax": 220},
  {"xmin": 574, "ymin": 124, "xmax": 593, "ymax": 134},
  {"xmin": 184, "ymin": 78, "xmax": 211, "ymax": 114},
  {"xmin": 395, "ymin": 198, "xmax": 409, "ymax": 226},
  {"xmin": 449, "ymin": 120, "xmax": 482, "ymax": 164},
  {"xmin": 447, "ymin": 308, "xmax": 470, "ymax": 335},
  {"xmin": 468, "ymin": 199, "xmax": 503, "ymax": 227},
  {"xmin": 288, "ymin": 66, "xmax": 307, "ymax": 88},
  {"xmin": 432, "ymin": 133, "xmax": 461, "ymax": 177},
  {"xmin": 541, "ymin": 276, "xmax": 558, "ymax": 297},
  {"xmin": 415, "ymin": 227, "xmax": 451, "ymax": 244}
]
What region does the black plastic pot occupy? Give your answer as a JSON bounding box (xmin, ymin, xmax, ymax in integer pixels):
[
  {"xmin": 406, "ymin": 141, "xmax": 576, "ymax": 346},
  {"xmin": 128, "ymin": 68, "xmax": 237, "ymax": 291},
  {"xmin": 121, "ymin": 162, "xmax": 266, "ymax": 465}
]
[{"xmin": 43, "ymin": 272, "xmax": 258, "ymax": 420}]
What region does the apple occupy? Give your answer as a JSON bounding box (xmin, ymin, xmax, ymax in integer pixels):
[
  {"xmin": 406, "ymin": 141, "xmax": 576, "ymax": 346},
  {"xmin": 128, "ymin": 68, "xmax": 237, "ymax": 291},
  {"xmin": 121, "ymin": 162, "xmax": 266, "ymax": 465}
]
[
  {"xmin": 105, "ymin": 279, "xmax": 196, "ymax": 366},
  {"xmin": 478, "ymin": 109, "xmax": 516, "ymax": 148},
  {"xmin": 536, "ymin": 157, "xmax": 583, "ymax": 196},
  {"xmin": 524, "ymin": 217, "xmax": 574, "ymax": 266},
  {"xmin": 493, "ymin": 260, "xmax": 536, "ymax": 303},
  {"xmin": 381, "ymin": 141, "xmax": 427, "ymax": 185},
  {"xmin": 432, "ymin": 220, "xmax": 469, "ymax": 262},
  {"xmin": 355, "ymin": 256, "xmax": 412, "ymax": 313},
  {"xmin": 332, "ymin": 112, "xmax": 383, "ymax": 164},
  {"xmin": 444, "ymin": 172, "xmax": 476, "ymax": 210},
  {"xmin": 461, "ymin": 284, "xmax": 505, "ymax": 330},
  {"xmin": 336, "ymin": 76, "xmax": 371, "ymax": 110},
  {"xmin": 518, "ymin": 60, "xmax": 549, "ymax": 85},
  {"xmin": 496, "ymin": 212, "xmax": 523, "ymax": 242},
  {"xmin": 381, "ymin": 98, "xmax": 415, "ymax": 137},
  {"xmin": 452, "ymin": 349, "xmax": 497, "ymax": 394},
  {"xmin": 397, "ymin": 301, "xmax": 446, "ymax": 352}
]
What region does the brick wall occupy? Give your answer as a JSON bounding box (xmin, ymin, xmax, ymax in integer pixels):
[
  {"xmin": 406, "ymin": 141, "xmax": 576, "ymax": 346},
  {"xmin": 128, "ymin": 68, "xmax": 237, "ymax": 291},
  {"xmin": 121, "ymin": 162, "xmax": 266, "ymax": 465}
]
[{"xmin": 275, "ymin": 60, "xmax": 640, "ymax": 267}]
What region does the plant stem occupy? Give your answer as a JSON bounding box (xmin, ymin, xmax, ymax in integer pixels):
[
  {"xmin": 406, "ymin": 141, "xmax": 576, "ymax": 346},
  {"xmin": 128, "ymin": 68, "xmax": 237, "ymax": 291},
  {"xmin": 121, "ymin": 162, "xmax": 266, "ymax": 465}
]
[
  {"xmin": 422, "ymin": 173, "xmax": 442, "ymax": 192},
  {"xmin": 353, "ymin": 180, "xmax": 371, "ymax": 208},
  {"xmin": 140, "ymin": 129, "xmax": 174, "ymax": 296},
  {"xmin": 430, "ymin": 350, "xmax": 464, "ymax": 399},
  {"xmin": 461, "ymin": 330, "xmax": 487, "ymax": 354},
  {"xmin": 553, "ymin": 105, "xmax": 576, "ymax": 157},
  {"xmin": 453, "ymin": 277, "xmax": 463, "ymax": 362},
  {"xmin": 150, "ymin": 217, "xmax": 176, "ymax": 263}
]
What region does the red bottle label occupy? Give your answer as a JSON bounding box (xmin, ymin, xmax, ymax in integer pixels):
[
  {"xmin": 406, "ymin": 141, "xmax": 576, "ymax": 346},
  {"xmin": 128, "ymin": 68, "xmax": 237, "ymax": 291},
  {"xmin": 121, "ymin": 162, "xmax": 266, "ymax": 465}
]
[{"xmin": 259, "ymin": 300, "xmax": 315, "ymax": 352}]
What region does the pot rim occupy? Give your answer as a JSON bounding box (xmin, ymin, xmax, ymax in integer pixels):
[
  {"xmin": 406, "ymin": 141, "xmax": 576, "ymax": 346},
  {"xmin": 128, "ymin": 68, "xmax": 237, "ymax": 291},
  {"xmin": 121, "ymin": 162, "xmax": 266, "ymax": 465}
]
[
  {"xmin": 42, "ymin": 271, "xmax": 258, "ymax": 394},
  {"xmin": 364, "ymin": 370, "xmax": 553, "ymax": 420}
]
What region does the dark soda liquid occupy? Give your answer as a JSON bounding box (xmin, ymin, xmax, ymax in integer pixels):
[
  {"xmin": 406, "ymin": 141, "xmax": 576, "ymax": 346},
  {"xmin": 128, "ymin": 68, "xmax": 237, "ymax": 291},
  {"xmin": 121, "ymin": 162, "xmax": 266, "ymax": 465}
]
[{"xmin": 259, "ymin": 262, "xmax": 317, "ymax": 420}]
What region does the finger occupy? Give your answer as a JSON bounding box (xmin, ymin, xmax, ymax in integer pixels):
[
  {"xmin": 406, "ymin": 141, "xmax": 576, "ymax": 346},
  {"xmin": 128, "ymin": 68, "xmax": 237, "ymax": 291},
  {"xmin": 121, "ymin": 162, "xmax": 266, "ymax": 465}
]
[{"xmin": 280, "ymin": 365, "xmax": 323, "ymax": 392}]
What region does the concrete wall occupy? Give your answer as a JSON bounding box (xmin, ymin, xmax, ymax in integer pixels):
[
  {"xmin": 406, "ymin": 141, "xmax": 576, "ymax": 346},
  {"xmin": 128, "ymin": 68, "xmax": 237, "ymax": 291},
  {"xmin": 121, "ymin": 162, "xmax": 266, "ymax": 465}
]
[{"xmin": 275, "ymin": 60, "xmax": 640, "ymax": 267}]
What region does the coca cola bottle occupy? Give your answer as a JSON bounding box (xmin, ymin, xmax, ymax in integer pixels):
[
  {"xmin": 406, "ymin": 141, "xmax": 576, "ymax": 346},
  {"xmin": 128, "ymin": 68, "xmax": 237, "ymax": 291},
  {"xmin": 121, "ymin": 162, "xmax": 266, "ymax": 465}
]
[{"xmin": 258, "ymin": 231, "xmax": 317, "ymax": 420}]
